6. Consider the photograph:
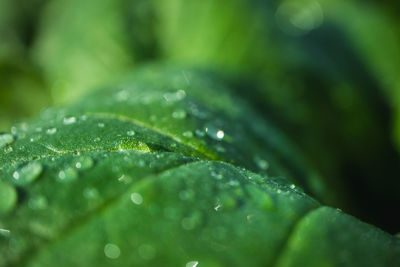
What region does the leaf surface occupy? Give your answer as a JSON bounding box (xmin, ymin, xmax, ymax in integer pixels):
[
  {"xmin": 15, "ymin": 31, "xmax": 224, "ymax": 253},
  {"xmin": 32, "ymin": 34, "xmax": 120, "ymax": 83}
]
[{"xmin": 1, "ymin": 67, "xmax": 399, "ymax": 267}]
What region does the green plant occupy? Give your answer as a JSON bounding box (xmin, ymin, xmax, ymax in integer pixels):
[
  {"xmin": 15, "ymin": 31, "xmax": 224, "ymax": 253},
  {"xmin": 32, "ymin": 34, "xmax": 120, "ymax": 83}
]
[{"xmin": 1, "ymin": 67, "xmax": 399, "ymax": 266}]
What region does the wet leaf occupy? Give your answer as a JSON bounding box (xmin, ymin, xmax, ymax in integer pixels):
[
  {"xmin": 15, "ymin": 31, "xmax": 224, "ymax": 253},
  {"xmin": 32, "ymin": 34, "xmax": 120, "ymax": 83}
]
[{"xmin": 1, "ymin": 67, "xmax": 399, "ymax": 266}]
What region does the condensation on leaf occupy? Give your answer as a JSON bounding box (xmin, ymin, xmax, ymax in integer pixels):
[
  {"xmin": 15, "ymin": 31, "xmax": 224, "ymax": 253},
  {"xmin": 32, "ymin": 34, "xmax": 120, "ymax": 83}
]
[
  {"xmin": 0, "ymin": 133, "xmax": 14, "ymax": 149},
  {"xmin": 12, "ymin": 162, "xmax": 43, "ymax": 186}
]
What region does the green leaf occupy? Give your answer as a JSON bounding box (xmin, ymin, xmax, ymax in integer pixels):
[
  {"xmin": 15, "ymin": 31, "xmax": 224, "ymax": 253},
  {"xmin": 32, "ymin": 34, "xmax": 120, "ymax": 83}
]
[
  {"xmin": 33, "ymin": 0, "xmax": 156, "ymax": 103},
  {"xmin": 1, "ymin": 67, "xmax": 399, "ymax": 266},
  {"xmin": 0, "ymin": 0, "xmax": 51, "ymax": 131}
]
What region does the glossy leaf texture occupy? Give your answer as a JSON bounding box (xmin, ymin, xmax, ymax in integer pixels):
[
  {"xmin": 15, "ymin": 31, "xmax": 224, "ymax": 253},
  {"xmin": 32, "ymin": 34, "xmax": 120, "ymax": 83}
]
[{"xmin": 1, "ymin": 67, "xmax": 399, "ymax": 267}]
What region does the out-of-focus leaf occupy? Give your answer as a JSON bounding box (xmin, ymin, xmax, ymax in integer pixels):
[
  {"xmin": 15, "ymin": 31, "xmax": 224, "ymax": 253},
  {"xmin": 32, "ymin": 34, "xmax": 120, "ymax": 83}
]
[
  {"xmin": 1, "ymin": 67, "xmax": 399, "ymax": 266},
  {"xmin": 32, "ymin": 0, "xmax": 157, "ymax": 103},
  {"xmin": 0, "ymin": 56, "xmax": 51, "ymax": 131},
  {"xmin": 0, "ymin": 0, "xmax": 52, "ymax": 131}
]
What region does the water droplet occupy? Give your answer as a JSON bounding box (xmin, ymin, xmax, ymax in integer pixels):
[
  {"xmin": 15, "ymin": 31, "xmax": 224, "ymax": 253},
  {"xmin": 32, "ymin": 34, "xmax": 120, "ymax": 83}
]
[
  {"xmin": 186, "ymin": 261, "xmax": 199, "ymax": 267},
  {"xmin": 63, "ymin": 116, "xmax": 77, "ymax": 125},
  {"xmin": 182, "ymin": 131, "xmax": 193, "ymax": 138},
  {"xmin": 290, "ymin": 184, "xmax": 296, "ymax": 189},
  {"xmin": 172, "ymin": 109, "xmax": 187, "ymax": 119},
  {"xmin": 130, "ymin": 192, "xmax": 143, "ymax": 205},
  {"xmin": 94, "ymin": 137, "xmax": 101, "ymax": 142},
  {"xmin": 28, "ymin": 195, "xmax": 48, "ymax": 210},
  {"xmin": 46, "ymin": 128, "xmax": 57, "ymax": 135},
  {"xmin": 74, "ymin": 156, "xmax": 94, "ymax": 170},
  {"xmin": 104, "ymin": 243, "xmax": 121, "ymax": 259},
  {"xmin": 211, "ymin": 171, "xmax": 223, "ymax": 180},
  {"xmin": 11, "ymin": 127, "xmax": 18, "ymax": 135},
  {"xmin": 205, "ymin": 125, "xmax": 224, "ymax": 141},
  {"xmin": 127, "ymin": 130, "xmax": 135, "ymax": 136},
  {"xmin": 98, "ymin": 123, "xmax": 105, "ymax": 128},
  {"xmin": 57, "ymin": 168, "xmax": 78, "ymax": 183},
  {"xmin": 4, "ymin": 146, "xmax": 13, "ymax": 153},
  {"xmin": 13, "ymin": 162, "xmax": 43, "ymax": 185},
  {"xmin": 0, "ymin": 229, "xmax": 11, "ymax": 237},
  {"xmin": 116, "ymin": 90, "xmax": 129, "ymax": 101},
  {"xmin": 138, "ymin": 244, "xmax": 156, "ymax": 260},
  {"xmin": 120, "ymin": 174, "xmax": 133, "ymax": 184},
  {"xmin": 0, "ymin": 133, "xmax": 14, "ymax": 149},
  {"xmin": 227, "ymin": 180, "xmax": 240, "ymax": 187},
  {"xmin": 29, "ymin": 134, "xmax": 42, "ymax": 143},
  {"xmin": 214, "ymin": 203, "xmax": 222, "ymax": 211},
  {"xmin": 163, "ymin": 90, "xmax": 186, "ymax": 102},
  {"xmin": 276, "ymin": 0, "xmax": 324, "ymax": 36},
  {"xmin": 254, "ymin": 157, "xmax": 269, "ymax": 170},
  {"xmin": 0, "ymin": 182, "xmax": 17, "ymax": 215}
]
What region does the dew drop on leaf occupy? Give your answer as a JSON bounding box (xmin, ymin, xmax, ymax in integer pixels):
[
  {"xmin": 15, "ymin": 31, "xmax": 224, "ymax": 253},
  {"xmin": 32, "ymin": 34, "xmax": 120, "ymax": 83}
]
[
  {"xmin": 163, "ymin": 90, "xmax": 186, "ymax": 102},
  {"xmin": 0, "ymin": 228, "xmax": 11, "ymax": 237},
  {"xmin": 4, "ymin": 146, "xmax": 13, "ymax": 153},
  {"xmin": 172, "ymin": 109, "xmax": 187, "ymax": 119},
  {"xmin": 46, "ymin": 128, "xmax": 57, "ymax": 135},
  {"xmin": 104, "ymin": 243, "xmax": 121, "ymax": 259},
  {"xmin": 211, "ymin": 171, "xmax": 223, "ymax": 180},
  {"xmin": 182, "ymin": 131, "xmax": 193, "ymax": 138},
  {"xmin": 57, "ymin": 168, "xmax": 78, "ymax": 183},
  {"xmin": 63, "ymin": 116, "xmax": 77, "ymax": 125},
  {"xmin": 0, "ymin": 181, "xmax": 17, "ymax": 215},
  {"xmin": 127, "ymin": 130, "xmax": 135, "ymax": 136},
  {"xmin": 97, "ymin": 123, "xmax": 105, "ymax": 128},
  {"xmin": 130, "ymin": 192, "xmax": 143, "ymax": 205},
  {"xmin": 205, "ymin": 124, "xmax": 224, "ymax": 141},
  {"xmin": 116, "ymin": 90, "xmax": 129, "ymax": 101},
  {"xmin": 227, "ymin": 180, "xmax": 240, "ymax": 187},
  {"xmin": 214, "ymin": 203, "xmax": 222, "ymax": 211},
  {"xmin": 74, "ymin": 156, "xmax": 94, "ymax": 170},
  {"xmin": 254, "ymin": 156, "xmax": 269, "ymax": 170},
  {"xmin": 186, "ymin": 261, "xmax": 199, "ymax": 267},
  {"xmin": 13, "ymin": 161, "xmax": 43, "ymax": 185},
  {"xmin": 0, "ymin": 133, "xmax": 14, "ymax": 149}
]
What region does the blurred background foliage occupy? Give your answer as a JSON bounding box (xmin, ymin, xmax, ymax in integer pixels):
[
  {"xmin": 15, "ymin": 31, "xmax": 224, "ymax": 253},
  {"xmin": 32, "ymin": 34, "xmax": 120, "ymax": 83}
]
[{"xmin": 0, "ymin": 0, "xmax": 399, "ymax": 232}]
